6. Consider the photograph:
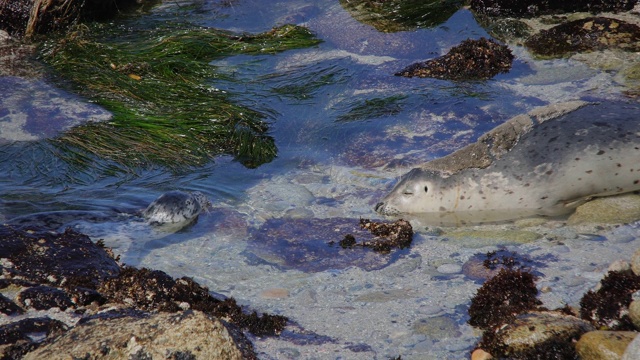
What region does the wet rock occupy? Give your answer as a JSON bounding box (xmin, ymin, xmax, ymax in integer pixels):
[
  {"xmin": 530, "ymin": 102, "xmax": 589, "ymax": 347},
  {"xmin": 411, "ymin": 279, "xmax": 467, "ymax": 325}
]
[
  {"xmin": 470, "ymin": 0, "xmax": 637, "ymax": 18},
  {"xmin": 469, "ymin": 268, "xmax": 541, "ymax": 329},
  {"xmin": 0, "ymin": 317, "xmax": 67, "ymax": 359},
  {"xmin": 445, "ymin": 229, "xmax": 542, "ymax": 248},
  {"xmin": 17, "ymin": 285, "xmax": 74, "ymax": 311},
  {"xmin": 568, "ymin": 194, "xmax": 640, "ymax": 225},
  {"xmin": 576, "ymin": 330, "xmax": 637, "ymax": 360},
  {"xmin": 99, "ymin": 267, "xmax": 288, "ymax": 336},
  {"xmin": 246, "ymin": 217, "xmax": 412, "ymax": 272},
  {"xmin": 525, "ymin": 17, "xmax": 640, "ymax": 58},
  {"xmin": 632, "ymin": 248, "xmax": 640, "ymax": 276},
  {"xmin": 395, "ymin": 37, "xmax": 513, "ymax": 80},
  {"xmin": 412, "ymin": 315, "xmax": 461, "ymax": 338},
  {"xmin": 478, "ymin": 311, "xmax": 595, "ymax": 359},
  {"xmin": 23, "ymin": 310, "xmax": 254, "ymax": 360},
  {"xmin": 462, "ymin": 249, "xmax": 546, "ymax": 281},
  {"xmin": 339, "ymin": 0, "xmax": 463, "ymax": 32},
  {"xmin": 0, "ymin": 225, "xmax": 120, "ymax": 287},
  {"xmin": 580, "ymin": 269, "xmax": 640, "ymax": 330},
  {"xmin": 0, "ymin": 293, "xmax": 23, "ymax": 315}
]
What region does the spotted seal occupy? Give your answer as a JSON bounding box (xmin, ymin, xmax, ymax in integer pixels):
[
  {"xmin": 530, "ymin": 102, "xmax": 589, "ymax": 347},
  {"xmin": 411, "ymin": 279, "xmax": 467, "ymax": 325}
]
[
  {"xmin": 375, "ymin": 101, "xmax": 640, "ymax": 220},
  {"xmin": 142, "ymin": 190, "xmax": 211, "ymax": 226},
  {"xmin": 7, "ymin": 190, "xmax": 211, "ymax": 231}
]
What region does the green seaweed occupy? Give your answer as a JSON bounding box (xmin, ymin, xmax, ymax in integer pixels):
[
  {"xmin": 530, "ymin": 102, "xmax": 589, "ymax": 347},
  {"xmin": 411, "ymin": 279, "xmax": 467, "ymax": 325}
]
[
  {"xmin": 336, "ymin": 95, "xmax": 407, "ymax": 122},
  {"xmin": 340, "ymin": 0, "xmax": 463, "ymax": 32},
  {"xmin": 40, "ymin": 23, "xmax": 321, "ymax": 170}
]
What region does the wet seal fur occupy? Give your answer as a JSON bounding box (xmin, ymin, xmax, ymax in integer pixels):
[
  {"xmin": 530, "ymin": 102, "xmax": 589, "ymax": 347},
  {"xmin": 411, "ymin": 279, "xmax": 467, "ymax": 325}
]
[
  {"xmin": 142, "ymin": 191, "xmax": 211, "ymax": 226},
  {"xmin": 376, "ymin": 101, "xmax": 640, "ymax": 219}
]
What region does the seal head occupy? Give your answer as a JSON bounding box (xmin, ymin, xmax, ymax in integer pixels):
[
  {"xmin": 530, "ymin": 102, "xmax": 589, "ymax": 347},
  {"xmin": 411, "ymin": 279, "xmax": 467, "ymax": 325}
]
[
  {"xmin": 375, "ymin": 168, "xmax": 449, "ymax": 215},
  {"xmin": 142, "ymin": 191, "xmax": 211, "ymax": 226}
]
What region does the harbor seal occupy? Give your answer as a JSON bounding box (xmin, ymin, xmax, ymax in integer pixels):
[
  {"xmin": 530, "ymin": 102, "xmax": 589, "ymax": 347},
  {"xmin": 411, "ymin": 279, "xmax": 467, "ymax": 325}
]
[
  {"xmin": 375, "ymin": 101, "xmax": 640, "ymax": 220},
  {"xmin": 142, "ymin": 190, "xmax": 211, "ymax": 226}
]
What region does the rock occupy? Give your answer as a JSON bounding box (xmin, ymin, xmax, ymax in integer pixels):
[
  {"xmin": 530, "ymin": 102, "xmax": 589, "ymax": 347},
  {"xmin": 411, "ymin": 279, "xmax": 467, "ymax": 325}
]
[
  {"xmin": 445, "ymin": 229, "xmax": 542, "ymax": 248},
  {"xmin": 470, "ymin": 0, "xmax": 637, "ymax": 18},
  {"xmin": 577, "ymin": 331, "xmax": 638, "ymax": 360},
  {"xmin": 622, "ymin": 333, "xmax": 640, "ymax": 360},
  {"xmin": 628, "ymin": 300, "xmax": 640, "ymax": 330},
  {"xmin": 471, "ymin": 348, "xmax": 493, "ymax": 360},
  {"xmin": 339, "ymin": 0, "xmax": 463, "ymax": 32},
  {"xmin": 632, "ymin": 249, "xmax": 640, "ymax": 276},
  {"xmin": 568, "ymin": 194, "xmax": 640, "ymax": 225},
  {"xmin": 17, "ymin": 286, "xmax": 74, "ymax": 311},
  {"xmin": 23, "ymin": 310, "xmax": 255, "ymax": 360},
  {"xmin": 462, "ymin": 249, "xmax": 545, "ymax": 281},
  {"xmin": 395, "ymin": 37, "xmax": 514, "ymax": 80},
  {"xmin": 479, "ymin": 311, "xmax": 595, "ymax": 359},
  {"xmin": 246, "ymin": 217, "xmax": 412, "ymax": 272},
  {"xmin": 412, "ymin": 315, "xmax": 461, "ymax": 338},
  {"xmin": 580, "ymin": 270, "xmax": 640, "ymax": 330},
  {"xmin": 525, "ymin": 18, "xmax": 640, "ymax": 59}
]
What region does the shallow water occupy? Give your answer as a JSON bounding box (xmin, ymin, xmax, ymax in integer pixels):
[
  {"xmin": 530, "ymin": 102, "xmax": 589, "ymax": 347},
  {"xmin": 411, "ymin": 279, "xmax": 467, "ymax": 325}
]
[{"xmin": 2, "ymin": 1, "xmax": 640, "ymax": 358}]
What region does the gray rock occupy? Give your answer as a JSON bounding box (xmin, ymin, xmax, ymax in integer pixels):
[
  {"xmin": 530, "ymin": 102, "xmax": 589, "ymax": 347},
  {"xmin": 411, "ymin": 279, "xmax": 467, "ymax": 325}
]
[
  {"xmin": 622, "ymin": 332, "xmax": 640, "ymax": 360},
  {"xmin": 24, "ymin": 310, "xmax": 254, "ymax": 360}
]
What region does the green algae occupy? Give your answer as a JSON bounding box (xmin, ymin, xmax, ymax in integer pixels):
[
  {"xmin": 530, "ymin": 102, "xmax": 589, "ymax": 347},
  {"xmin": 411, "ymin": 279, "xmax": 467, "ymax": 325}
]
[
  {"xmin": 40, "ymin": 23, "xmax": 321, "ymax": 170},
  {"xmin": 336, "ymin": 94, "xmax": 407, "ymax": 122},
  {"xmin": 339, "ymin": 0, "xmax": 463, "ymax": 32}
]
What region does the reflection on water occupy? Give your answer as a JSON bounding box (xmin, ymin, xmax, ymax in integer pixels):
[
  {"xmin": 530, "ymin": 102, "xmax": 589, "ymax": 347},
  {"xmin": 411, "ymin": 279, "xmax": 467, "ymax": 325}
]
[{"xmin": 1, "ymin": 1, "xmax": 639, "ymax": 358}]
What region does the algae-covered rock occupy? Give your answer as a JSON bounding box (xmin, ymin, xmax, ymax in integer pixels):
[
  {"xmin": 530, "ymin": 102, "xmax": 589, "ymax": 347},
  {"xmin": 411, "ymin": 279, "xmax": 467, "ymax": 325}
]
[
  {"xmin": 525, "ymin": 17, "xmax": 640, "ymax": 58},
  {"xmin": 576, "ymin": 331, "xmax": 637, "ymax": 360},
  {"xmin": 23, "ymin": 311, "xmax": 254, "ymax": 360},
  {"xmin": 395, "ymin": 37, "xmax": 513, "ymax": 80},
  {"xmin": 480, "ymin": 311, "xmax": 594, "ymax": 359},
  {"xmin": 339, "ymin": 0, "xmax": 464, "ymax": 32},
  {"xmin": 580, "ymin": 269, "xmax": 640, "ymax": 330},
  {"xmin": 470, "ymin": 0, "xmax": 637, "ymax": 18}
]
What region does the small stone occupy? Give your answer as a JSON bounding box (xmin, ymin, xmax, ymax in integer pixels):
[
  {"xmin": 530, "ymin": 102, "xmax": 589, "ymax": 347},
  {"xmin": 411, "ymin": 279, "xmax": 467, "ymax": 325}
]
[
  {"xmin": 437, "ymin": 263, "xmax": 462, "ymax": 274},
  {"xmin": 576, "ymin": 331, "xmax": 638, "ymax": 360},
  {"xmin": 631, "ymin": 249, "xmax": 640, "ymax": 277},
  {"xmin": 609, "ymin": 260, "xmax": 631, "ymax": 273},
  {"xmin": 471, "ymin": 348, "xmax": 493, "ymax": 360},
  {"xmin": 260, "ymin": 288, "xmax": 290, "ymax": 299},
  {"xmin": 540, "ymin": 286, "xmax": 552, "ymax": 293},
  {"xmin": 628, "ymin": 300, "xmax": 640, "ymax": 330}
]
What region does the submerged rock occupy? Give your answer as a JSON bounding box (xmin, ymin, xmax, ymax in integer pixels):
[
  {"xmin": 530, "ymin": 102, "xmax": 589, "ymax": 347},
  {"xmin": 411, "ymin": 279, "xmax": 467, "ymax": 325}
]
[
  {"xmin": 339, "ymin": 0, "xmax": 463, "ymax": 32},
  {"xmin": 395, "ymin": 37, "xmax": 514, "ymax": 80},
  {"xmin": 246, "ymin": 217, "xmax": 412, "ymax": 272},
  {"xmin": 525, "ymin": 17, "xmax": 640, "ymax": 58}
]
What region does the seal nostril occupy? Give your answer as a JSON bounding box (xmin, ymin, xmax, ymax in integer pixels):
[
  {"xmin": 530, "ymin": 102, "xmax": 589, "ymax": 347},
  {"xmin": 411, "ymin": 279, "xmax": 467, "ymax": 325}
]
[{"xmin": 374, "ymin": 202, "xmax": 384, "ymax": 212}]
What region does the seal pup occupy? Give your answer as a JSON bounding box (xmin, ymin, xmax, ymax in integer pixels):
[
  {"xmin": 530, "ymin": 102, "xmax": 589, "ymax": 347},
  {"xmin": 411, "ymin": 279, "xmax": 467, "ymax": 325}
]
[
  {"xmin": 142, "ymin": 190, "xmax": 211, "ymax": 226},
  {"xmin": 375, "ymin": 101, "xmax": 640, "ymax": 220}
]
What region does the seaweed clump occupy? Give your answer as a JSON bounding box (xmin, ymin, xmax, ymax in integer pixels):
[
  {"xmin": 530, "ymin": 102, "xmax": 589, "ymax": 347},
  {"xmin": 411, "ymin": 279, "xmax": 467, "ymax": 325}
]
[
  {"xmin": 525, "ymin": 17, "xmax": 640, "ymax": 58},
  {"xmin": 40, "ymin": 23, "xmax": 321, "ymax": 170},
  {"xmin": 468, "ymin": 268, "xmax": 542, "ymax": 329},
  {"xmin": 470, "ymin": 0, "xmax": 637, "ymax": 18},
  {"xmin": 580, "ymin": 269, "xmax": 640, "ymax": 330},
  {"xmin": 339, "ymin": 0, "xmax": 464, "ymax": 32},
  {"xmin": 395, "ymin": 37, "xmax": 513, "ymax": 80},
  {"xmin": 99, "ymin": 267, "xmax": 288, "ymax": 336}
]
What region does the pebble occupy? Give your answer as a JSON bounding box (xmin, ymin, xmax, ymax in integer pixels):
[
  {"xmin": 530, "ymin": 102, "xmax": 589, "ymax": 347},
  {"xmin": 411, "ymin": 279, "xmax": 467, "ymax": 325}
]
[
  {"xmin": 471, "ymin": 348, "xmax": 493, "ymax": 360},
  {"xmin": 260, "ymin": 288, "xmax": 290, "ymax": 299},
  {"xmin": 437, "ymin": 263, "xmax": 462, "ymax": 274}
]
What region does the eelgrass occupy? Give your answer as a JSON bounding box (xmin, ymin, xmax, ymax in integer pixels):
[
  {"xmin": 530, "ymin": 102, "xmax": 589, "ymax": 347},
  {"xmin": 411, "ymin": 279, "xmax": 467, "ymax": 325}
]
[{"xmin": 40, "ymin": 23, "xmax": 321, "ymax": 170}]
